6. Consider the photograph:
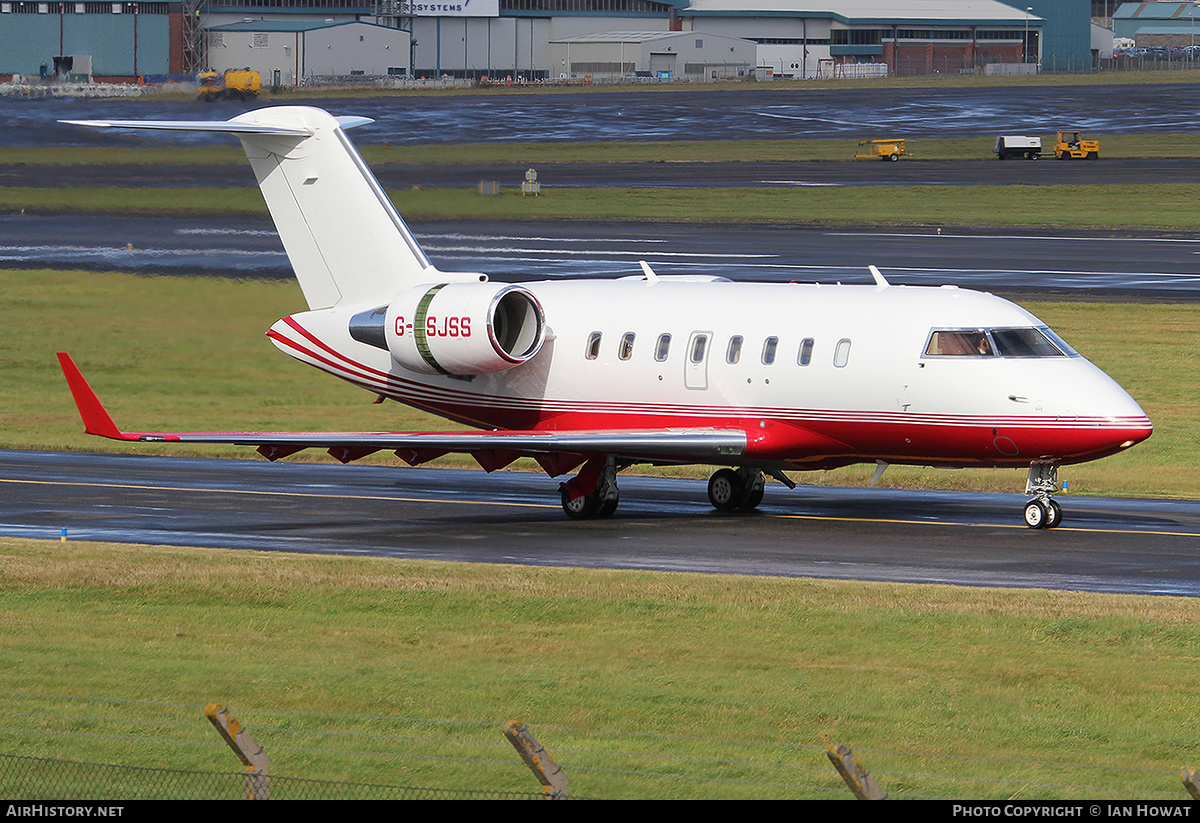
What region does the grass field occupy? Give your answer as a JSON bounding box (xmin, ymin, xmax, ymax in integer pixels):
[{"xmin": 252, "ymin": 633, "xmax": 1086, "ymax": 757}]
[
  {"xmin": 7, "ymin": 183, "xmax": 1200, "ymax": 231},
  {"xmin": 2, "ymin": 538, "xmax": 1198, "ymax": 799}
]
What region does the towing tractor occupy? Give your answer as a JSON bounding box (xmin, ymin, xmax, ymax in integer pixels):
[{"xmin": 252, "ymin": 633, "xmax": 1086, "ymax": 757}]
[
  {"xmin": 1054, "ymin": 130, "xmax": 1099, "ymax": 161},
  {"xmin": 994, "ymin": 135, "xmax": 1041, "ymax": 160},
  {"xmin": 198, "ymin": 69, "xmax": 261, "ymax": 102}
]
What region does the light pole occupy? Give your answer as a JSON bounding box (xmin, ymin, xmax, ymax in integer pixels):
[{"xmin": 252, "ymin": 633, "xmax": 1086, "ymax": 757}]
[{"xmin": 1025, "ymin": 7, "xmax": 1032, "ymax": 64}]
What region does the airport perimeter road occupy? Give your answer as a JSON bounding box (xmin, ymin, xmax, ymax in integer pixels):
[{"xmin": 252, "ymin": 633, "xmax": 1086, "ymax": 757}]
[
  {"xmin": 2, "ymin": 450, "xmax": 1198, "ymax": 597},
  {"xmin": 5, "ymin": 214, "xmax": 1200, "ymax": 299}
]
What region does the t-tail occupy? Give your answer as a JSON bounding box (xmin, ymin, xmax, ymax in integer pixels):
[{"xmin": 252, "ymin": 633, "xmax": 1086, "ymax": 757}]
[{"xmin": 61, "ymin": 106, "xmax": 470, "ymax": 310}]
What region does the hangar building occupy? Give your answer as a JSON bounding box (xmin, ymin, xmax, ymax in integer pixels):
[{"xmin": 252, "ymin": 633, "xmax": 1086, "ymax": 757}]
[
  {"xmin": 1113, "ymin": 2, "xmax": 1200, "ymax": 49},
  {"xmin": 205, "ymin": 20, "xmax": 412, "ymax": 86},
  {"xmin": 678, "ymin": 1, "xmax": 1045, "ymax": 78},
  {"xmin": 547, "ymin": 29, "xmax": 756, "ymax": 80},
  {"xmin": 2, "ymin": 0, "xmax": 1093, "ymax": 83},
  {"xmin": 0, "ymin": 2, "xmax": 179, "ymax": 79}
]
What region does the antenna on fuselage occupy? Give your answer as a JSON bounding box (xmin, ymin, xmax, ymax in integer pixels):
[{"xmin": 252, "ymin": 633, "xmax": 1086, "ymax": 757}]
[
  {"xmin": 639, "ymin": 260, "xmax": 659, "ymax": 283},
  {"xmin": 868, "ymin": 265, "xmax": 890, "ymax": 288}
]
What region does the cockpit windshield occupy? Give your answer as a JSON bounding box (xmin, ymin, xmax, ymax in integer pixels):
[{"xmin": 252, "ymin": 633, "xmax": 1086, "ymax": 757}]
[{"xmin": 923, "ymin": 327, "xmax": 1078, "ymax": 358}]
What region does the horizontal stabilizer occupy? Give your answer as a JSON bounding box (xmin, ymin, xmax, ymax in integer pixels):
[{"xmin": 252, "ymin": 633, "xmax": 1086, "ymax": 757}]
[
  {"xmin": 59, "ymin": 115, "xmax": 373, "ymax": 136},
  {"xmin": 60, "ymin": 118, "xmax": 315, "ymax": 136}
]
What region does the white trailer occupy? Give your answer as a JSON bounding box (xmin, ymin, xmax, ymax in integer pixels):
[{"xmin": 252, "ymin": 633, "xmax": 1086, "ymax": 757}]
[{"xmin": 994, "ymin": 136, "xmax": 1041, "ymax": 160}]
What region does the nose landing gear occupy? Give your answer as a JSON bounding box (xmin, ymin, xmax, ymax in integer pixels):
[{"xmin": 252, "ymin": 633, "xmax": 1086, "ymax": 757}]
[{"xmin": 1024, "ymin": 462, "xmax": 1063, "ymax": 529}]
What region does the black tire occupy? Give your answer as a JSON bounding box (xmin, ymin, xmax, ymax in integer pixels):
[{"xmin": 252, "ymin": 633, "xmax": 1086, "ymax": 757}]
[
  {"xmin": 561, "ymin": 488, "xmax": 598, "ymax": 520},
  {"xmin": 1024, "ymin": 500, "xmax": 1048, "ymax": 529},
  {"xmin": 707, "ymin": 469, "xmax": 742, "ymax": 511},
  {"xmin": 739, "ymin": 481, "xmax": 765, "ymax": 512},
  {"xmin": 595, "ymin": 489, "xmax": 619, "ymax": 519},
  {"xmin": 1045, "ymin": 499, "xmax": 1062, "ymax": 529}
]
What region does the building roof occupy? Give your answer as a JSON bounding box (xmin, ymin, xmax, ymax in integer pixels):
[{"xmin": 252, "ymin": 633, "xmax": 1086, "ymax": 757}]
[
  {"xmin": 1114, "ymin": 2, "xmax": 1200, "ymax": 20},
  {"xmin": 550, "ymin": 30, "xmax": 746, "ymax": 43},
  {"xmin": 683, "ymin": 1, "xmax": 1042, "ymax": 23},
  {"xmin": 208, "ymin": 20, "xmax": 405, "ymax": 33}
]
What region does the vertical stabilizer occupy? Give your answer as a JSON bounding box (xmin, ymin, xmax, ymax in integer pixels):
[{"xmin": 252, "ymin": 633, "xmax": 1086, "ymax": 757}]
[
  {"xmin": 62, "ymin": 106, "xmax": 443, "ymax": 310},
  {"xmin": 229, "ymin": 107, "xmax": 434, "ymax": 310}
]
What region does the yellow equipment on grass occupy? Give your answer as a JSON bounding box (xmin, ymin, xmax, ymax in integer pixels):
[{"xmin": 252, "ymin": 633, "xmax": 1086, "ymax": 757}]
[
  {"xmin": 1053, "ymin": 130, "xmax": 1099, "ymax": 161},
  {"xmin": 199, "ymin": 69, "xmax": 261, "ymax": 102},
  {"xmin": 853, "ymin": 138, "xmax": 910, "ymax": 162}
]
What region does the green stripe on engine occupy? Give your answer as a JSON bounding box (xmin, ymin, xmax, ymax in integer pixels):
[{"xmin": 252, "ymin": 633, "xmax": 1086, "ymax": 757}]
[{"xmin": 413, "ymin": 284, "xmax": 449, "ymax": 375}]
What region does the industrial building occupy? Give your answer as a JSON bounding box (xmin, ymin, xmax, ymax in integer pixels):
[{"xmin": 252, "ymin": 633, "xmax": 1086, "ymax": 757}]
[
  {"xmin": 0, "ymin": 0, "xmax": 1093, "ymax": 84},
  {"xmin": 206, "ymin": 20, "xmax": 412, "ymax": 86},
  {"xmin": 1113, "ymin": 2, "xmax": 1200, "ymax": 49},
  {"xmin": 547, "ymin": 30, "xmax": 756, "ymax": 80}
]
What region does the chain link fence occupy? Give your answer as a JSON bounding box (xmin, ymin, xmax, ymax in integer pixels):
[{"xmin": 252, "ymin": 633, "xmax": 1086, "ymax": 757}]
[{"xmin": 0, "ymin": 754, "xmax": 544, "ymax": 801}]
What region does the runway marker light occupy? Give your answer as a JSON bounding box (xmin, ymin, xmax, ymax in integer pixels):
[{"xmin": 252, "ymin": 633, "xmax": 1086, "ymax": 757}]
[{"xmin": 60, "ymin": 528, "xmax": 67, "ymax": 542}]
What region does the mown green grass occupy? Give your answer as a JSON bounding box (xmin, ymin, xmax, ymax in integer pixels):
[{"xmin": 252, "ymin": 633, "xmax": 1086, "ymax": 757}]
[
  {"xmin": 1, "ymin": 538, "xmax": 1197, "ymax": 799},
  {"xmin": 10, "ymin": 131, "xmax": 1200, "ymax": 166},
  {"xmin": 3, "ymin": 268, "xmax": 1196, "ymax": 499},
  {"xmin": 7, "ymin": 183, "xmax": 1200, "ymax": 230}
]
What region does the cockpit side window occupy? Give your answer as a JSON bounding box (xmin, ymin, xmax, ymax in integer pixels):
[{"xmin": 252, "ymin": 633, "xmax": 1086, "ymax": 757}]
[{"xmin": 924, "ymin": 329, "xmax": 993, "ymax": 357}]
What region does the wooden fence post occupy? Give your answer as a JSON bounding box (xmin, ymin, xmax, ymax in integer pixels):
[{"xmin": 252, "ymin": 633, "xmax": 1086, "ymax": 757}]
[
  {"xmin": 826, "ymin": 743, "xmax": 888, "ymax": 800},
  {"xmin": 503, "ymin": 721, "xmax": 568, "ymax": 799},
  {"xmin": 206, "ymin": 703, "xmax": 270, "ymax": 800}
]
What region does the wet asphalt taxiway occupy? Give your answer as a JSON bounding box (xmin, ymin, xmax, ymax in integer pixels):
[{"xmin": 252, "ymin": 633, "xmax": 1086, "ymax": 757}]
[{"xmin": 3, "ymin": 450, "xmax": 1199, "ymax": 596}]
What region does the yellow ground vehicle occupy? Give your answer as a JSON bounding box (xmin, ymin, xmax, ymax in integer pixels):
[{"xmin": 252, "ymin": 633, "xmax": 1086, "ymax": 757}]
[
  {"xmin": 853, "ymin": 138, "xmax": 910, "ymax": 161},
  {"xmin": 198, "ymin": 69, "xmax": 261, "ymax": 102},
  {"xmin": 1053, "ymin": 130, "xmax": 1099, "ymax": 161}
]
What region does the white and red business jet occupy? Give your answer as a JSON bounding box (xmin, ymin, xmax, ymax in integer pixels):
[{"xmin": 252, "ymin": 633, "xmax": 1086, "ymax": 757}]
[{"xmin": 58, "ymin": 106, "xmax": 1151, "ymax": 528}]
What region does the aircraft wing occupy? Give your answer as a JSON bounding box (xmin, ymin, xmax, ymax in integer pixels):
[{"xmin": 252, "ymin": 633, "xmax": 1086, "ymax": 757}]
[{"xmin": 57, "ymin": 353, "xmax": 746, "ymax": 474}]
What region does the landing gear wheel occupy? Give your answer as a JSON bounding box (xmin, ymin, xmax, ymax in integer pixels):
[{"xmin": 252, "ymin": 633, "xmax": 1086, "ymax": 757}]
[
  {"xmin": 561, "ymin": 489, "xmax": 598, "ymax": 520},
  {"xmin": 595, "ymin": 488, "xmax": 620, "ymax": 519},
  {"xmin": 1024, "ymin": 500, "xmax": 1048, "ymax": 529},
  {"xmin": 707, "ymin": 469, "xmax": 742, "ymax": 511},
  {"xmin": 740, "ymin": 480, "xmax": 765, "ymax": 511},
  {"xmin": 1044, "ymin": 499, "xmax": 1062, "ymax": 529}
]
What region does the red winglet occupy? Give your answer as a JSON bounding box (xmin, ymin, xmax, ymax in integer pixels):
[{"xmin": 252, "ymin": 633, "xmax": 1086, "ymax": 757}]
[{"xmin": 56, "ymin": 353, "xmax": 135, "ymax": 441}]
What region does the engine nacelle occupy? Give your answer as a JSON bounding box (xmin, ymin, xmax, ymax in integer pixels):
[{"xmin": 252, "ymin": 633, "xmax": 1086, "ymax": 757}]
[{"xmin": 365, "ymin": 282, "xmax": 545, "ymax": 375}]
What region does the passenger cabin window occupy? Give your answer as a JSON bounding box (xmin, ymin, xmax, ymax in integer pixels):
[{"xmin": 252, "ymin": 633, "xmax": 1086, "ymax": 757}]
[
  {"xmin": 833, "ymin": 338, "xmax": 851, "ymax": 368},
  {"xmin": 619, "ymin": 332, "xmax": 636, "ymax": 361},
  {"xmin": 797, "ymin": 338, "xmax": 814, "ymax": 366},
  {"xmin": 585, "ymin": 331, "xmax": 602, "ymax": 360},
  {"xmin": 726, "ymin": 335, "xmax": 743, "ymax": 364},
  {"xmin": 923, "ymin": 327, "xmax": 1074, "ymax": 358},
  {"xmin": 690, "ymin": 335, "xmax": 708, "ymax": 363},
  {"xmin": 761, "ymin": 336, "xmax": 778, "ymax": 365},
  {"xmin": 655, "ymin": 333, "xmax": 671, "ymax": 362}
]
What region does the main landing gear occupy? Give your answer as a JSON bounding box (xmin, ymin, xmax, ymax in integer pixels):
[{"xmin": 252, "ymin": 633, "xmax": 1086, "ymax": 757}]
[
  {"xmin": 557, "ymin": 460, "xmax": 776, "ymax": 520},
  {"xmin": 707, "ymin": 467, "xmax": 766, "ymax": 512},
  {"xmin": 1023, "ymin": 462, "xmax": 1063, "ymax": 529},
  {"xmin": 559, "ymin": 456, "xmax": 621, "ymax": 520}
]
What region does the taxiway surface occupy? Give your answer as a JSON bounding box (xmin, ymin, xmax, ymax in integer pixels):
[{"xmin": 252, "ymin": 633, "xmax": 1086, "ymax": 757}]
[
  {"xmin": 2, "ymin": 450, "xmax": 1198, "ymax": 597},
  {"xmin": 6, "ymin": 214, "xmax": 1200, "ymax": 300}
]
